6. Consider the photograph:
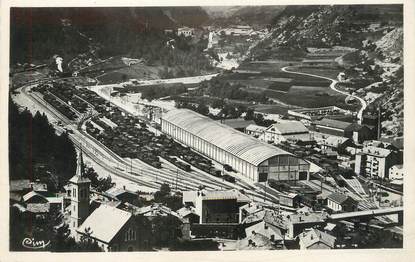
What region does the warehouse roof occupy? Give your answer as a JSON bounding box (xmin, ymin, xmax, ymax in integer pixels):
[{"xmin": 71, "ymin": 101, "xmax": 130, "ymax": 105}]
[
  {"xmin": 266, "ymin": 121, "xmax": 309, "ymax": 135},
  {"xmin": 314, "ymin": 118, "xmax": 352, "ymax": 130},
  {"xmin": 162, "ymin": 109, "xmax": 293, "ymax": 166}
]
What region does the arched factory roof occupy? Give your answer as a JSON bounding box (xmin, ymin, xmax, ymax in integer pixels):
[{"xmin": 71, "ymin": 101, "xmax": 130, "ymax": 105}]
[{"xmin": 162, "ymin": 109, "xmax": 294, "ymax": 166}]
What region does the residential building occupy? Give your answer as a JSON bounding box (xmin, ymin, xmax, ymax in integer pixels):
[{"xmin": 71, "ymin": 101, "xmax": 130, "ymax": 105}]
[
  {"xmin": 298, "ymin": 228, "xmax": 336, "ymax": 249},
  {"xmin": 279, "ymin": 193, "xmax": 300, "ymax": 208},
  {"xmin": 343, "ymin": 123, "xmax": 375, "ymax": 143},
  {"xmin": 313, "ymin": 118, "xmax": 375, "ymax": 143},
  {"xmin": 162, "ymin": 109, "xmax": 310, "ymax": 182},
  {"xmin": 245, "ymin": 124, "xmax": 267, "ymax": 139},
  {"xmin": 105, "ymin": 186, "xmax": 139, "ymax": 205},
  {"xmin": 327, "ymin": 192, "xmax": 357, "ymax": 212},
  {"xmin": 263, "ymin": 121, "xmax": 312, "ymax": 144},
  {"xmin": 182, "ymin": 189, "xmax": 250, "ymax": 224},
  {"xmin": 355, "ymin": 145, "xmax": 399, "ymax": 179},
  {"xmin": 312, "ymin": 118, "xmax": 352, "ymax": 137},
  {"xmin": 317, "ymin": 135, "xmax": 354, "ymax": 153},
  {"xmin": 389, "ymin": 164, "xmax": 404, "ymax": 181},
  {"xmin": 286, "ymin": 212, "xmax": 327, "ymax": 239},
  {"xmin": 244, "ymin": 221, "xmax": 284, "ymax": 247},
  {"xmin": 177, "ymin": 27, "xmax": 194, "ymax": 37},
  {"xmin": 22, "ymin": 191, "xmax": 50, "ymax": 215}
]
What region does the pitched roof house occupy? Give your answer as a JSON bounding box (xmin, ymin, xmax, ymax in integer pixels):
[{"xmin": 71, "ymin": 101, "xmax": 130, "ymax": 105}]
[{"xmin": 298, "ymin": 228, "xmax": 336, "ymax": 249}]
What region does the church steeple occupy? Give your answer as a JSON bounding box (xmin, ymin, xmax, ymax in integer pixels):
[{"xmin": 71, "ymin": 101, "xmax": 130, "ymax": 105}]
[
  {"xmin": 68, "ymin": 148, "xmax": 91, "ymax": 236},
  {"xmin": 76, "ymin": 149, "xmax": 85, "ymax": 177}
]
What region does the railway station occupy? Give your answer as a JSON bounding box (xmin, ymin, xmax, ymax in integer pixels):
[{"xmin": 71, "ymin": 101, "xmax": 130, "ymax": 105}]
[{"xmin": 161, "ymin": 109, "xmax": 310, "ymax": 183}]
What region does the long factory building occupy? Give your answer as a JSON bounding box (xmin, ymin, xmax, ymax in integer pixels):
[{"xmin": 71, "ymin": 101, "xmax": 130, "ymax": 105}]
[{"xmin": 161, "ymin": 109, "xmax": 310, "ymax": 182}]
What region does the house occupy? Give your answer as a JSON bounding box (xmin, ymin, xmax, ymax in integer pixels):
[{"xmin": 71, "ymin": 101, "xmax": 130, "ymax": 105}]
[
  {"xmin": 239, "ymin": 202, "xmax": 266, "ymax": 224},
  {"xmin": 389, "ymin": 164, "xmax": 404, "ymax": 181},
  {"xmin": 343, "ymin": 123, "xmax": 375, "ymax": 143},
  {"xmin": 46, "ymin": 196, "xmax": 65, "ymax": 214},
  {"xmin": 177, "ymin": 27, "xmax": 194, "ymax": 37},
  {"xmin": 279, "ymin": 193, "xmax": 300, "ymax": 208},
  {"xmin": 245, "ymin": 124, "xmax": 267, "ymax": 139},
  {"xmin": 298, "ymin": 228, "xmax": 336, "ymax": 249},
  {"xmin": 244, "ymin": 220, "xmax": 284, "ymax": 247},
  {"xmin": 317, "ymin": 136, "xmax": 354, "ymax": 153},
  {"xmin": 22, "ymin": 191, "xmax": 50, "ymax": 215},
  {"xmin": 327, "ymin": 192, "xmax": 357, "ymax": 212},
  {"xmin": 10, "ymin": 179, "xmax": 48, "ymax": 196},
  {"xmin": 105, "ymin": 186, "xmax": 139, "ymax": 205},
  {"xmin": 76, "ymin": 204, "xmax": 144, "ymax": 252},
  {"xmin": 237, "ymin": 231, "xmax": 277, "ymax": 250},
  {"xmin": 176, "ymin": 206, "xmax": 199, "ymax": 224},
  {"xmin": 263, "ymin": 121, "xmax": 312, "ymax": 144},
  {"xmin": 182, "ymin": 189, "xmax": 250, "ymax": 224},
  {"xmin": 312, "ymin": 118, "xmax": 352, "ymax": 137},
  {"xmin": 132, "ymin": 203, "xmax": 178, "ymax": 220},
  {"xmin": 286, "ymin": 212, "xmax": 327, "ymax": 239},
  {"xmin": 355, "ymin": 145, "xmax": 399, "ymax": 179}
]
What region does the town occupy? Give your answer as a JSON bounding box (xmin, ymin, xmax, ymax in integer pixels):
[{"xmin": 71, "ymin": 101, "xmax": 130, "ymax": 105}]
[{"xmin": 9, "ymin": 5, "xmax": 403, "ymax": 251}]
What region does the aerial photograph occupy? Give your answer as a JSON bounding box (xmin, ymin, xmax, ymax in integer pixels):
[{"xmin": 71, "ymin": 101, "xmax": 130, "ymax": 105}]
[{"xmin": 8, "ymin": 5, "xmax": 404, "ymax": 252}]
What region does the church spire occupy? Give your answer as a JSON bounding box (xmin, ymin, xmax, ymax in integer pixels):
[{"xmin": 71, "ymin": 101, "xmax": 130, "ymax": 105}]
[{"xmin": 76, "ymin": 148, "xmax": 85, "ymax": 177}]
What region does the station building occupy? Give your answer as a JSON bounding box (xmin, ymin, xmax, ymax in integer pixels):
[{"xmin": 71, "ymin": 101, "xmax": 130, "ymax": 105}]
[{"xmin": 161, "ymin": 109, "xmax": 310, "ymax": 182}]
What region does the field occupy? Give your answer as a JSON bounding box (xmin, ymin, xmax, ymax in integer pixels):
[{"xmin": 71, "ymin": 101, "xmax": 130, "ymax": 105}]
[
  {"xmin": 295, "ymin": 66, "xmax": 343, "ymax": 80},
  {"xmin": 96, "ymin": 64, "xmax": 163, "ymax": 84},
  {"xmin": 215, "ymin": 60, "xmax": 350, "ymax": 109}
]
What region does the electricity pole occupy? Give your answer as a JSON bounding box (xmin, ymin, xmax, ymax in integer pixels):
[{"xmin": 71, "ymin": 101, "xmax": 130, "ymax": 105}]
[{"xmin": 175, "ymin": 168, "xmax": 178, "ymax": 191}]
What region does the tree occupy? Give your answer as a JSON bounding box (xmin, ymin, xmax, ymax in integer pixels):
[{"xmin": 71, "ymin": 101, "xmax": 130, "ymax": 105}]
[
  {"xmin": 244, "ymin": 108, "xmax": 255, "ymax": 121},
  {"xmin": 196, "ymin": 103, "xmax": 209, "ymax": 116},
  {"xmin": 159, "ymin": 183, "xmax": 171, "ymax": 196}
]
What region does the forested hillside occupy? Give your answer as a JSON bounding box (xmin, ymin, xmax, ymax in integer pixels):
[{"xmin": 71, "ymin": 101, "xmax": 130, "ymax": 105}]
[
  {"xmin": 10, "ymin": 7, "xmax": 209, "ymax": 64},
  {"xmin": 9, "ymin": 100, "xmax": 77, "ymax": 191}
]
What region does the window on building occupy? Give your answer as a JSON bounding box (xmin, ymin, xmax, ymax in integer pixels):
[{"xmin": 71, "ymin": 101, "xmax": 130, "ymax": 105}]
[{"xmin": 125, "ymin": 228, "xmax": 136, "ymax": 242}]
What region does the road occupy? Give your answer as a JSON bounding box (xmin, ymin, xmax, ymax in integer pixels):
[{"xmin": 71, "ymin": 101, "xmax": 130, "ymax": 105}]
[
  {"xmin": 94, "ymin": 73, "xmax": 219, "ymax": 89},
  {"xmin": 281, "ymin": 66, "xmax": 367, "ymax": 123}
]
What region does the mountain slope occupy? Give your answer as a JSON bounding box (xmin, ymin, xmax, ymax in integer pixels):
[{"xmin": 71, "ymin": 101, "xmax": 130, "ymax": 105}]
[{"xmin": 10, "ymin": 7, "xmax": 210, "ymax": 64}]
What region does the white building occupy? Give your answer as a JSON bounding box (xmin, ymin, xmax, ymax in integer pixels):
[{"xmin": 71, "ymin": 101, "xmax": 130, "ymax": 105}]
[
  {"xmin": 389, "ymin": 164, "xmax": 404, "ymax": 181},
  {"xmin": 327, "ymin": 192, "xmax": 357, "ymax": 212},
  {"xmin": 298, "ymin": 228, "xmax": 336, "ymax": 250},
  {"xmin": 355, "ymin": 145, "xmax": 399, "ymax": 179},
  {"xmin": 177, "ymin": 27, "xmax": 194, "ymax": 37},
  {"xmin": 263, "ymin": 121, "xmax": 312, "ymax": 144},
  {"xmin": 245, "ymin": 124, "xmax": 267, "ymax": 139},
  {"xmin": 182, "ymin": 189, "xmax": 250, "ymax": 224},
  {"xmin": 161, "ymin": 109, "xmax": 310, "ymax": 182}
]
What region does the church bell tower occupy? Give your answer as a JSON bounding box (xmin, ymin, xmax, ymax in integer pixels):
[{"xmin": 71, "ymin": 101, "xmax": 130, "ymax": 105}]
[{"xmin": 68, "ymin": 150, "xmax": 91, "ymax": 235}]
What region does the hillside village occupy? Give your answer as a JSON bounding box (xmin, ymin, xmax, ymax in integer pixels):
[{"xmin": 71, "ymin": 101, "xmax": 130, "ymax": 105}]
[{"xmin": 9, "ymin": 5, "xmax": 404, "ymax": 252}]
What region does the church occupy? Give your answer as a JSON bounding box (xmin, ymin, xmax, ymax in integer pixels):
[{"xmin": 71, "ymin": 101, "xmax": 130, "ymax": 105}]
[{"xmin": 66, "ymin": 151, "xmax": 152, "ymax": 251}]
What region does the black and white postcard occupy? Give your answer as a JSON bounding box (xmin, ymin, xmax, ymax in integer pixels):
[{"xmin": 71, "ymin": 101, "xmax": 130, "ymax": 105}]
[{"xmin": 1, "ymin": 0, "xmax": 414, "ymax": 261}]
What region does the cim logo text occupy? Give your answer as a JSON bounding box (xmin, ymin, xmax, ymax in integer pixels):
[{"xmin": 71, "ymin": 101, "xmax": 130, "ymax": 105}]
[{"xmin": 22, "ymin": 238, "xmax": 50, "ymax": 249}]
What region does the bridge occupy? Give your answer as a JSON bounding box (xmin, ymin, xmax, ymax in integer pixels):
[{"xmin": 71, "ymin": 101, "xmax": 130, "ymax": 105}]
[{"xmin": 328, "ymin": 207, "xmax": 403, "ymax": 223}]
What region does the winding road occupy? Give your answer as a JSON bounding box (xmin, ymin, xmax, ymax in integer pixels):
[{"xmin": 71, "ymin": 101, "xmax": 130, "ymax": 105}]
[{"xmin": 281, "ymin": 66, "xmax": 367, "ymax": 123}]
